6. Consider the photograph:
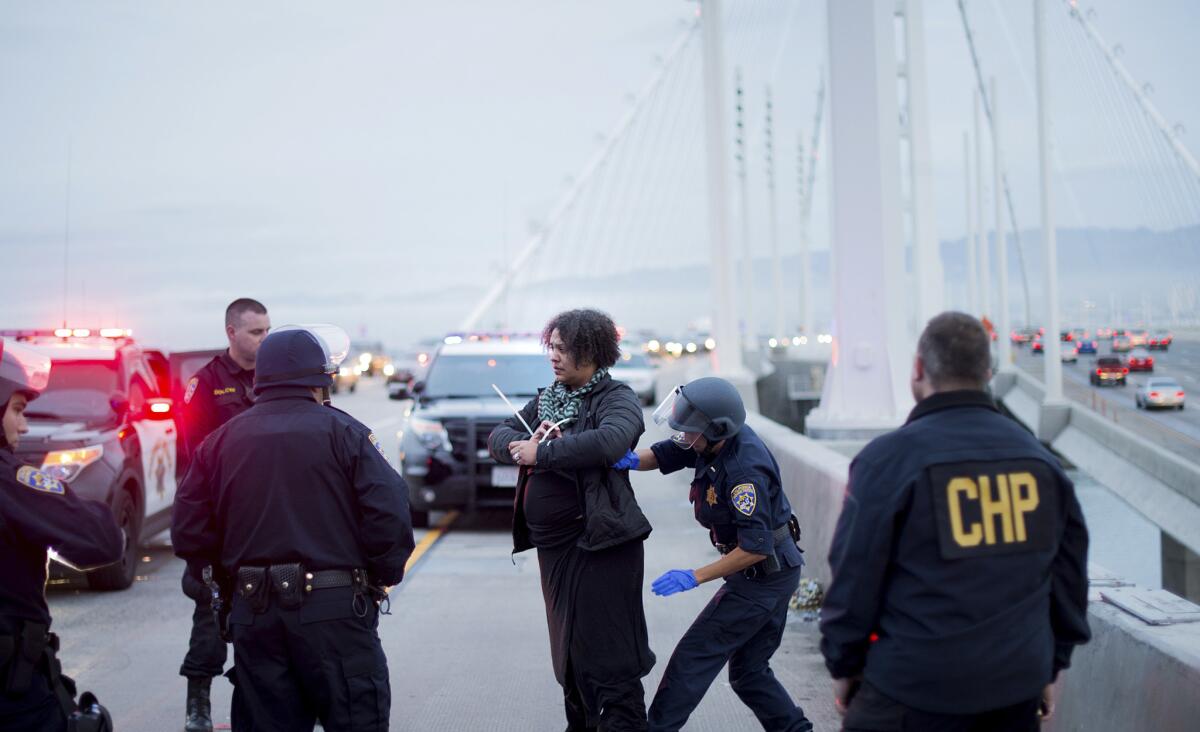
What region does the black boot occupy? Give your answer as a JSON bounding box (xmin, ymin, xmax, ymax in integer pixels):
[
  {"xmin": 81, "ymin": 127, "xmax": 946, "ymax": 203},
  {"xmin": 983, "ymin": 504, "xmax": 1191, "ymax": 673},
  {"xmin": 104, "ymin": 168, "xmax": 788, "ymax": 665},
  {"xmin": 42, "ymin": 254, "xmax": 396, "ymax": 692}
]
[{"xmin": 185, "ymin": 676, "xmax": 213, "ymax": 732}]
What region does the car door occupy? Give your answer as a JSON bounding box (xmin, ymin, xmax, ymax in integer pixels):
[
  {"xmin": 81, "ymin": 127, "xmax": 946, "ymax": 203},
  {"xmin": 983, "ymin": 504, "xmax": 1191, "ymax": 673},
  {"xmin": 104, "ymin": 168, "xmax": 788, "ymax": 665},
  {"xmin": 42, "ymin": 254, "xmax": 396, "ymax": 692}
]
[{"xmin": 127, "ymin": 360, "xmax": 178, "ymax": 521}]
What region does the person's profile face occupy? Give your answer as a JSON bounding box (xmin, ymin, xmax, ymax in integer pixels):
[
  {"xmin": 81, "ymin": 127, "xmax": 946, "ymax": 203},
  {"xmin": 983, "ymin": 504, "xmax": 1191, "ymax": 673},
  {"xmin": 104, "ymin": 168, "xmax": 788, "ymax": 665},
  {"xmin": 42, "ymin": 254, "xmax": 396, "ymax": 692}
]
[{"xmin": 2, "ymin": 393, "xmax": 30, "ymax": 448}]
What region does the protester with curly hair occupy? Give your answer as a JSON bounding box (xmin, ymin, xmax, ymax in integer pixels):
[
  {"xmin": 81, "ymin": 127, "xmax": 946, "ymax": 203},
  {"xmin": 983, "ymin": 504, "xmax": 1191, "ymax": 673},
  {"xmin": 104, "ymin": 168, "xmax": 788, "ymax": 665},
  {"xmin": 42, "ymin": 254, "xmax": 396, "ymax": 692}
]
[{"xmin": 489, "ymin": 308, "xmax": 654, "ymax": 731}]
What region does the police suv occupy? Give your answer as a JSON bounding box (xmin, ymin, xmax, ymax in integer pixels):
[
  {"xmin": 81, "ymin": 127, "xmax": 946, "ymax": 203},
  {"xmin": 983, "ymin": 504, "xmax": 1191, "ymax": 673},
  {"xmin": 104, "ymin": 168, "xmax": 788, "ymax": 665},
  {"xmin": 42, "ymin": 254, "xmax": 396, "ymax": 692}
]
[
  {"xmin": 399, "ymin": 335, "xmax": 551, "ymax": 527},
  {"xmin": 1, "ymin": 329, "xmax": 180, "ymax": 590}
]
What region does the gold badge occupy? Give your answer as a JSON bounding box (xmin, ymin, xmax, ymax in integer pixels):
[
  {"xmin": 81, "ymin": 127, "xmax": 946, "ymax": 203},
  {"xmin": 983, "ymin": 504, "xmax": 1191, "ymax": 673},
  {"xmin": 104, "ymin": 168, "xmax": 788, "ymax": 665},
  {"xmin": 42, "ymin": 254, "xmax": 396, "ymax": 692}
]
[{"xmin": 705, "ymin": 485, "xmax": 718, "ymax": 506}]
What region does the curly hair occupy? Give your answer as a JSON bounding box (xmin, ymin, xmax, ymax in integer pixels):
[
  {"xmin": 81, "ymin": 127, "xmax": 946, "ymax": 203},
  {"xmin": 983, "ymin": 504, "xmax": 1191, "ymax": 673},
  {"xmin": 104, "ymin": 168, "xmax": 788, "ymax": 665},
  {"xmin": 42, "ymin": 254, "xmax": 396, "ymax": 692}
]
[{"xmin": 542, "ymin": 309, "xmax": 621, "ymax": 370}]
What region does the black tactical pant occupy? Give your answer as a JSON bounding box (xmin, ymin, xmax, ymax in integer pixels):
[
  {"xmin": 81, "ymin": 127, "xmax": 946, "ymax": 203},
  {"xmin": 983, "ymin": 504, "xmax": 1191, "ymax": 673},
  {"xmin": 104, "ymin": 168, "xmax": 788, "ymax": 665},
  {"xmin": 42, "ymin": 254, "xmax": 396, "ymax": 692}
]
[
  {"xmin": 180, "ymin": 567, "xmax": 228, "ymax": 679},
  {"xmin": 0, "ymin": 672, "xmax": 67, "ymax": 732},
  {"xmin": 842, "ymin": 681, "xmax": 1040, "ymax": 732},
  {"xmin": 227, "ymin": 589, "xmax": 389, "ymax": 732}
]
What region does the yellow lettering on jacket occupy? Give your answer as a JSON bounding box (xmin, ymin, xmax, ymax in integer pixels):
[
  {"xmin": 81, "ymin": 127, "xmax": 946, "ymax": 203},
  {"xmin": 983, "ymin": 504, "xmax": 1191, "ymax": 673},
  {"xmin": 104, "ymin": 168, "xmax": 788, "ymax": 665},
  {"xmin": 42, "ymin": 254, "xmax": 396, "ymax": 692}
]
[{"xmin": 946, "ymin": 472, "xmax": 1040, "ymax": 548}]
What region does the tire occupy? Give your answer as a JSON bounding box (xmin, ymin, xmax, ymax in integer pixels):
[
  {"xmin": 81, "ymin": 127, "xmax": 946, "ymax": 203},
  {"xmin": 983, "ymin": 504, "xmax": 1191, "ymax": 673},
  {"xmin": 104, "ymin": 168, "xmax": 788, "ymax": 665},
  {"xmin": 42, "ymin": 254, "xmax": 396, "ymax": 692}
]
[
  {"xmin": 349, "ymin": 383, "xmax": 357, "ymax": 394},
  {"xmin": 87, "ymin": 489, "xmax": 140, "ymax": 591},
  {"xmin": 1180, "ymin": 404, "xmax": 1186, "ymax": 411},
  {"xmin": 1136, "ymin": 398, "xmax": 1142, "ymax": 409},
  {"xmin": 410, "ymin": 508, "xmax": 430, "ymax": 529}
]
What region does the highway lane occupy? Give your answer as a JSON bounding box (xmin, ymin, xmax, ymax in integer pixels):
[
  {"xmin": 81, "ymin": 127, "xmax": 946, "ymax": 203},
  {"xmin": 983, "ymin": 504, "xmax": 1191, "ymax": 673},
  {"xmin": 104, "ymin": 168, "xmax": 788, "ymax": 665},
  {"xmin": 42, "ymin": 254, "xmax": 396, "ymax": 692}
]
[
  {"xmin": 45, "ymin": 377, "xmax": 838, "ymax": 731},
  {"xmin": 1013, "ymin": 334, "xmax": 1200, "ymax": 463}
]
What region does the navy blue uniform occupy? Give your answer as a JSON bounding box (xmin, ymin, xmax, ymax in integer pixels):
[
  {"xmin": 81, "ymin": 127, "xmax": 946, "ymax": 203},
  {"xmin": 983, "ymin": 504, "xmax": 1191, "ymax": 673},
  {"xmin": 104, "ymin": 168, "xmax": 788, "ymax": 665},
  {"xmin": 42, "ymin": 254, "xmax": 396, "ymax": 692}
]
[
  {"xmin": 0, "ymin": 448, "xmax": 122, "ymax": 732},
  {"xmin": 820, "ymin": 391, "xmax": 1091, "ymax": 729},
  {"xmin": 179, "ymin": 350, "xmax": 256, "ymax": 681},
  {"xmin": 647, "ymin": 424, "xmax": 811, "ymax": 732},
  {"xmin": 172, "ymin": 386, "xmax": 415, "ymax": 731}
]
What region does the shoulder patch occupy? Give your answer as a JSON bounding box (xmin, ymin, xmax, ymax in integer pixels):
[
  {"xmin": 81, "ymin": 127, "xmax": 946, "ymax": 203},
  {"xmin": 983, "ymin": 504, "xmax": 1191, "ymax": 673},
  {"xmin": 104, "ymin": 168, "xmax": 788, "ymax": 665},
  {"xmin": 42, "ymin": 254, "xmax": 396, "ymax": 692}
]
[
  {"xmin": 184, "ymin": 377, "xmax": 199, "ymax": 404},
  {"xmin": 368, "ymin": 432, "xmax": 387, "ymax": 458},
  {"xmin": 731, "ymin": 483, "xmax": 757, "ymax": 516},
  {"xmin": 15, "ymin": 466, "xmax": 65, "ymax": 496}
]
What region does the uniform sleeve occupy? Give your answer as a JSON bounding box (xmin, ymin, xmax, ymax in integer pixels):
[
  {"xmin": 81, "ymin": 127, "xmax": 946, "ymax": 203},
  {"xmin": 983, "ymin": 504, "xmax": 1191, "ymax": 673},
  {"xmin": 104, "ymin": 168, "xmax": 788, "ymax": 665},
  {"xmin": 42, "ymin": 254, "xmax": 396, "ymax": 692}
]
[
  {"xmin": 183, "ymin": 369, "xmax": 218, "ymax": 458},
  {"xmin": 349, "ymin": 428, "xmax": 416, "ymax": 587},
  {"xmin": 536, "ymin": 386, "xmax": 644, "ymax": 470},
  {"xmin": 819, "ymin": 455, "xmax": 903, "ymax": 679},
  {"xmin": 488, "ymin": 396, "xmax": 538, "ymax": 464},
  {"xmin": 726, "ymin": 465, "xmax": 777, "ymax": 555},
  {"xmin": 171, "ymin": 439, "xmax": 222, "ymax": 568},
  {"xmin": 0, "ymin": 466, "xmax": 123, "ymax": 570},
  {"xmin": 650, "ymin": 439, "xmax": 694, "ymax": 475},
  {"xmin": 1050, "ymin": 471, "xmax": 1091, "ymax": 674}
]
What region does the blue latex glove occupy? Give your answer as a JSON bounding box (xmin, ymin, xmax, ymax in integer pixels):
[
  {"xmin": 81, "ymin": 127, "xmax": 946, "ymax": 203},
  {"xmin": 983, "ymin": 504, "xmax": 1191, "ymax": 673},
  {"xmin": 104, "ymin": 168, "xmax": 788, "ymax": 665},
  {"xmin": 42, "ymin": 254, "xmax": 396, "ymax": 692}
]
[
  {"xmin": 612, "ymin": 449, "xmax": 639, "ymax": 471},
  {"xmin": 651, "ymin": 569, "xmax": 698, "ymax": 597}
]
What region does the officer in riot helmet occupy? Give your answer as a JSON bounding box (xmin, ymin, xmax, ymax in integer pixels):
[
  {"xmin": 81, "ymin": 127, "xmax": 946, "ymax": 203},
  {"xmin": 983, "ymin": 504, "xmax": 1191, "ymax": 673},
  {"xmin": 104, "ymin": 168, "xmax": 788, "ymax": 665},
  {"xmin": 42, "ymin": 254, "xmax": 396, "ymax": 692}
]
[
  {"xmin": 172, "ymin": 324, "xmax": 415, "ymax": 731},
  {"xmin": 0, "ymin": 338, "xmax": 123, "ymax": 731},
  {"xmin": 820, "ymin": 311, "xmax": 1090, "ymax": 730},
  {"xmin": 615, "ymin": 376, "xmax": 814, "ymax": 731}
]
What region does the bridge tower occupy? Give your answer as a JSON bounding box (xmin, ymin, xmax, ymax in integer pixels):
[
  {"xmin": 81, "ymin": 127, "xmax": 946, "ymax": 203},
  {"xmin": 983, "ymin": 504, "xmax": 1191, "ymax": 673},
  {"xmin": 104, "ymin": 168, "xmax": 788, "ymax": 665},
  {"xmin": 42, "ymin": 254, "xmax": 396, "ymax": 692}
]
[{"xmin": 807, "ymin": 0, "xmax": 913, "ymax": 438}]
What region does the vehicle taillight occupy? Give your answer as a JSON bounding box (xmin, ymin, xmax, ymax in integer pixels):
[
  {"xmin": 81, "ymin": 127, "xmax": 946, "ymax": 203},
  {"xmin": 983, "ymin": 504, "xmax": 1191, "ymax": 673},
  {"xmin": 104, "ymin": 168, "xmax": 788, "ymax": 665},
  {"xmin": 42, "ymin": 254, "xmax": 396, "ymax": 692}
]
[
  {"xmin": 1123, "ymin": 368, "xmax": 1129, "ymax": 374},
  {"xmin": 1177, "ymin": 392, "xmax": 1185, "ymax": 397},
  {"xmin": 1096, "ymin": 369, "xmax": 1103, "ymax": 375},
  {"xmin": 1150, "ymin": 392, "xmax": 1160, "ymax": 398}
]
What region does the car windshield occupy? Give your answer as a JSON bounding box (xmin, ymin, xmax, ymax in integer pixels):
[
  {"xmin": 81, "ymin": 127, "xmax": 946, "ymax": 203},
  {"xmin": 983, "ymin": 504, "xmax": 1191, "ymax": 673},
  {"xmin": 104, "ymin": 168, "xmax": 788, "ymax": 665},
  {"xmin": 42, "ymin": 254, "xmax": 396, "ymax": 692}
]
[
  {"xmin": 24, "ymin": 360, "xmax": 120, "ymax": 422},
  {"xmin": 615, "ymin": 353, "xmax": 651, "ymax": 368},
  {"xmin": 1098, "ymin": 358, "xmax": 1122, "ymax": 366},
  {"xmin": 1148, "ymin": 379, "xmax": 1179, "ymax": 388},
  {"xmin": 424, "ymin": 354, "xmax": 552, "ymax": 399}
]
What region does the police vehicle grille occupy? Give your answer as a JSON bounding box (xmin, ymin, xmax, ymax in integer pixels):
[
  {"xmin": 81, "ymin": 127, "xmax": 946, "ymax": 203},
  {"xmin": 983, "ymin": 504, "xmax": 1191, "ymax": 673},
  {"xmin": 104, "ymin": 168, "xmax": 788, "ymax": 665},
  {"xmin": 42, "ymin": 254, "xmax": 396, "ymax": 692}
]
[{"xmin": 442, "ymin": 418, "xmax": 502, "ymax": 462}]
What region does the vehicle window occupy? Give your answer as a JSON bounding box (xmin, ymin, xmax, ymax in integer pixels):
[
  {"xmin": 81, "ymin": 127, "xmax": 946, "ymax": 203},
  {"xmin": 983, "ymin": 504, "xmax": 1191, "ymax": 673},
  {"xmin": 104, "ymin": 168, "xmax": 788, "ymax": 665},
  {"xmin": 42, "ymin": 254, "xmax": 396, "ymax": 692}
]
[
  {"xmin": 424, "ymin": 354, "xmax": 552, "ymax": 399},
  {"xmin": 25, "ymin": 361, "xmax": 120, "ymax": 421},
  {"xmin": 128, "ymin": 376, "xmax": 150, "ymax": 414}
]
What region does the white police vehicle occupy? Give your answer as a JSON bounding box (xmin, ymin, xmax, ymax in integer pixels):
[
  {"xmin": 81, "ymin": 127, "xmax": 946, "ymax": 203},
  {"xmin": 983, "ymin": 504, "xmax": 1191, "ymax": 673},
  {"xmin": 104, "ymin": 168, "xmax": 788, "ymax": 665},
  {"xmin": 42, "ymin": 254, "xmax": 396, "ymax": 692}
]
[
  {"xmin": 2, "ymin": 328, "xmax": 180, "ymax": 590},
  {"xmin": 399, "ymin": 335, "xmax": 551, "ymax": 527}
]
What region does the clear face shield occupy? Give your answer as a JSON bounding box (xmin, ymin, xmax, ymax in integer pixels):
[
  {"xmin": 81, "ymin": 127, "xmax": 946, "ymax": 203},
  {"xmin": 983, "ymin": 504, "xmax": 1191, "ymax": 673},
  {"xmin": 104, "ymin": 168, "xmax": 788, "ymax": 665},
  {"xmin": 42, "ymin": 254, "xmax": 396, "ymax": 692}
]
[
  {"xmin": 652, "ymin": 385, "xmax": 712, "ymax": 451},
  {"xmin": 1, "ymin": 337, "xmax": 52, "ymax": 396},
  {"xmin": 271, "ymin": 324, "xmax": 351, "ymax": 374}
]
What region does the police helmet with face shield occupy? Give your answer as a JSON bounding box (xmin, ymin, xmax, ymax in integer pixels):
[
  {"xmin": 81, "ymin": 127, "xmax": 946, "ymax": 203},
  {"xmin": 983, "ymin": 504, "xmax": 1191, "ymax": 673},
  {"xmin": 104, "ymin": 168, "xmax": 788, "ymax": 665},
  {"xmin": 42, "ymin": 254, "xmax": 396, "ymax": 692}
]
[
  {"xmin": 254, "ymin": 324, "xmax": 350, "ymax": 393},
  {"xmin": 0, "ymin": 338, "xmax": 52, "ymax": 408},
  {"xmin": 653, "ymin": 377, "xmax": 746, "ymax": 444}
]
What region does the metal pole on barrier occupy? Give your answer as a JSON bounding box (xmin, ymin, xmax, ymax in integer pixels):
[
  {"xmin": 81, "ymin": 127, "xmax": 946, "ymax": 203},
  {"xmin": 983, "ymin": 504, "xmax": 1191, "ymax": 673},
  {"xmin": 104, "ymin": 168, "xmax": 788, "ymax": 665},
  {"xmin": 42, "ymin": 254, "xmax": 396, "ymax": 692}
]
[
  {"xmin": 1035, "ymin": 0, "xmax": 1063, "ymax": 403},
  {"xmin": 700, "ymin": 0, "xmax": 744, "ymax": 374},
  {"xmin": 993, "ymin": 77, "xmax": 1012, "ymax": 370},
  {"xmin": 963, "ymin": 132, "xmax": 976, "ymax": 314},
  {"xmin": 975, "ymin": 89, "xmax": 989, "ymax": 321}
]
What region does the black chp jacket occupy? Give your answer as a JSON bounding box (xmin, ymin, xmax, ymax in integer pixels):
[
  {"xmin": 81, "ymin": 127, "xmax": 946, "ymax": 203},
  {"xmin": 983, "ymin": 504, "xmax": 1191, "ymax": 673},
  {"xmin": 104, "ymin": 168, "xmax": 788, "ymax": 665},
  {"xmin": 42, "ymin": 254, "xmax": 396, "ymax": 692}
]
[
  {"xmin": 819, "ymin": 390, "xmax": 1091, "ymax": 715},
  {"xmin": 488, "ymin": 374, "xmax": 652, "ymax": 553}
]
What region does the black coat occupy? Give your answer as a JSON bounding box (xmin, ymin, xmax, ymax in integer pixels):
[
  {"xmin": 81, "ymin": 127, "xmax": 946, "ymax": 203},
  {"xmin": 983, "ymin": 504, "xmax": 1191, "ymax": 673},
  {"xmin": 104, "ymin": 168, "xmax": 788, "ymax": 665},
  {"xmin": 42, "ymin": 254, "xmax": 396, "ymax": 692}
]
[{"xmin": 489, "ymin": 374, "xmax": 652, "ymax": 553}]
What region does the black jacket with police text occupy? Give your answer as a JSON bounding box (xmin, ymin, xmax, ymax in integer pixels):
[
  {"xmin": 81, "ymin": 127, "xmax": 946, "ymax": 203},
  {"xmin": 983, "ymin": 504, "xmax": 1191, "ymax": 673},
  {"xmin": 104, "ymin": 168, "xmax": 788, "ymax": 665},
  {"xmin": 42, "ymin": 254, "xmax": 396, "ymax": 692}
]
[
  {"xmin": 171, "ymin": 388, "xmax": 415, "ymax": 587},
  {"xmin": 489, "ymin": 374, "xmax": 652, "ymax": 553},
  {"xmin": 820, "ymin": 390, "xmax": 1090, "ymax": 715}
]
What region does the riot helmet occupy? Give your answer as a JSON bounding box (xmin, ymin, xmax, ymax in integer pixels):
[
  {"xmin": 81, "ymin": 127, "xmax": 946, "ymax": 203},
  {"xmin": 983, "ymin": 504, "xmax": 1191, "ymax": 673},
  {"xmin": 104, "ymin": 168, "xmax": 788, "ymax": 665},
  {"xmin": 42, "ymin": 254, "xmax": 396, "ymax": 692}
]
[
  {"xmin": 254, "ymin": 324, "xmax": 350, "ymax": 393},
  {"xmin": 652, "ymin": 376, "xmax": 746, "ymax": 446},
  {"xmin": 0, "ymin": 337, "xmax": 52, "ymax": 407}
]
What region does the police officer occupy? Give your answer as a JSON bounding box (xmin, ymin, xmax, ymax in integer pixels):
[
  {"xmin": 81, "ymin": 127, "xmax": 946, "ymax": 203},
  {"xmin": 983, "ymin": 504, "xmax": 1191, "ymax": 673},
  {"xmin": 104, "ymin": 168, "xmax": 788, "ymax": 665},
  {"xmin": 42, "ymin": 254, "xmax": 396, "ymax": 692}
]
[
  {"xmin": 820, "ymin": 312, "xmax": 1091, "ymax": 731},
  {"xmin": 178, "ymin": 297, "xmax": 270, "ymax": 732},
  {"xmin": 172, "ymin": 324, "xmax": 415, "ymax": 731},
  {"xmin": 615, "ymin": 376, "xmax": 814, "ymax": 732},
  {"xmin": 0, "ymin": 338, "xmax": 123, "ymax": 731}
]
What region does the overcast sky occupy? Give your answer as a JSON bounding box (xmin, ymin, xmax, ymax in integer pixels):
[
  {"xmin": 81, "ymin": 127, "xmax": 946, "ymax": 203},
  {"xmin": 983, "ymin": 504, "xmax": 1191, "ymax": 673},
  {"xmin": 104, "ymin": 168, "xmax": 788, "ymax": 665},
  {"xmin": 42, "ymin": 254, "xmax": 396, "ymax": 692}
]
[{"xmin": 2, "ymin": 1, "xmax": 1197, "ymax": 348}]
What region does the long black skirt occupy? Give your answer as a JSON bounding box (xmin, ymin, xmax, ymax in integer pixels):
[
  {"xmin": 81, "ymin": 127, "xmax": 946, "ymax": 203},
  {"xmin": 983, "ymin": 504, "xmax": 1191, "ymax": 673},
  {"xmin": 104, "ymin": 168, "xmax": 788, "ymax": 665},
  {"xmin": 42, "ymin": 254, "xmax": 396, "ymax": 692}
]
[{"xmin": 538, "ymin": 538, "xmax": 655, "ymax": 721}]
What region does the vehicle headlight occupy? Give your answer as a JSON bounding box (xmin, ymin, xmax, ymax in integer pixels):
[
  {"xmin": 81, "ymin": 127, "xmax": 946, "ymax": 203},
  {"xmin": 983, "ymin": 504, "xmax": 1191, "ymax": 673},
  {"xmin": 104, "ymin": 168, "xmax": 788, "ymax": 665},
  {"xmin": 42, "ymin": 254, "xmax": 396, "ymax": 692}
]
[
  {"xmin": 408, "ymin": 417, "xmax": 451, "ymax": 451},
  {"xmin": 338, "ymin": 366, "xmax": 352, "ymax": 377},
  {"xmin": 42, "ymin": 445, "xmax": 104, "ymax": 483},
  {"xmin": 383, "ymin": 364, "xmax": 395, "ymax": 377}
]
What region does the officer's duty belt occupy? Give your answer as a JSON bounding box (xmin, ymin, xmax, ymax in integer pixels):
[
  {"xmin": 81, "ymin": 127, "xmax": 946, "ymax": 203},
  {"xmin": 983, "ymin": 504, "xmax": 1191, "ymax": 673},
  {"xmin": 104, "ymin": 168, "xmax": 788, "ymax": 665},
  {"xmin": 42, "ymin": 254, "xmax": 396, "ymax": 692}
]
[
  {"xmin": 236, "ymin": 564, "xmax": 366, "ymax": 612},
  {"xmin": 714, "ymin": 523, "xmax": 795, "ymax": 555}
]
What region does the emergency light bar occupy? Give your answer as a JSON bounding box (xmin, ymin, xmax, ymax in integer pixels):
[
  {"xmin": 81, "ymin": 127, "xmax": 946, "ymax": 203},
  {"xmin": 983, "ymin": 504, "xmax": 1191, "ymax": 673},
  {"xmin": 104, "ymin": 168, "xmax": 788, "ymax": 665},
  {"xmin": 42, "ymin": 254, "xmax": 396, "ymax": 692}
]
[{"xmin": 0, "ymin": 328, "xmax": 133, "ymax": 340}]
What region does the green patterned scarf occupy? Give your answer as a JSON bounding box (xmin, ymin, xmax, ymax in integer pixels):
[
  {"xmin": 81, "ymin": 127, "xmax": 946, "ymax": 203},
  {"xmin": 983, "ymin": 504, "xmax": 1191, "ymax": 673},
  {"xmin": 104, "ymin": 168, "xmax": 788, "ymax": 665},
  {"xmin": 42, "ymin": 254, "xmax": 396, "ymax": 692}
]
[{"xmin": 538, "ymin": 368, "xmax": 609, "ymax": 427}]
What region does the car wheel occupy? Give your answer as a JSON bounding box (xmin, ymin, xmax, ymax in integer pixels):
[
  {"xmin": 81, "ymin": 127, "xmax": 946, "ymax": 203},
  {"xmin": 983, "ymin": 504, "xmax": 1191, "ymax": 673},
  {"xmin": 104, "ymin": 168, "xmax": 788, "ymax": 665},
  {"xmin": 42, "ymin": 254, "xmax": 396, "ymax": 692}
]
[
  {"xmin": 87, "ymin": 489, "xmax": 140, "ymax": 591},
  {"xmin": 1136, "ymin": 398, "xmax": 1142, "ymax": 408},
  {"xmin": 410, "ymin": 508, "xmax": 430, "ymax": 529},
  {"xmin": 349, "ymin": 383, "xmax": 357, "ymax": 393},
  {"xmin": 1180, "ymin": 404, "xmax": 1186, "ymax": 411}
]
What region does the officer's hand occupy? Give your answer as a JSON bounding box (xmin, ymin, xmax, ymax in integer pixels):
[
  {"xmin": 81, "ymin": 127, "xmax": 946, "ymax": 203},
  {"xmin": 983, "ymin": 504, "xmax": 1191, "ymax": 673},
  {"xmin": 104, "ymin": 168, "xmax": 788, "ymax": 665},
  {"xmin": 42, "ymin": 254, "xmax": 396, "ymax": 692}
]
[
  {"xmin": 832, "ymin": 677, "xmax": 860, "ymax": 716},
  {"xmin": 612, "ymin": 450, "xmax": 639, "ymax": 471},
  {"xmin": 651, "ymin": 569, "xmax": 697, "ymax": 596},
  {"xmin": 508, "ymin": 440, "xmax": 539, "ymax": 466},
  {"xmin": 1039, "ymin": 682, "xmax": 1056, "ymax": 721}
]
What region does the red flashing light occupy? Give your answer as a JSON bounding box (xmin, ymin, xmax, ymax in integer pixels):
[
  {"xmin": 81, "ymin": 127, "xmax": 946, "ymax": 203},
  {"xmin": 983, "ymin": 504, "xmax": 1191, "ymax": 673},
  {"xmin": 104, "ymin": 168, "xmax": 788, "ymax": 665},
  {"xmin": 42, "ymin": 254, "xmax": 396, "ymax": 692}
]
[{"xmin": 150, "ymin": 402, "xmax": 171, "ymax": 414}]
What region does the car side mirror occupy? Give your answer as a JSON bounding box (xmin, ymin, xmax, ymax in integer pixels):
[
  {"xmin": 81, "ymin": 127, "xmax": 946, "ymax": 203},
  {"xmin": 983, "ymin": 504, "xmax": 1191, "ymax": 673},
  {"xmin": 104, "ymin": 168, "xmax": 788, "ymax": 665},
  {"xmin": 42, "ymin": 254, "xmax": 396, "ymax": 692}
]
[
  {"xmin": 145, "ymin": 397, "xmax": 174, "ymax": 421},
  {"xmin": 109, "ymin": 395, "xmax": 130, "ymax": 415},
  {"xmin": 412, "ymin": 381, "xmax": 426, "ymax": 395}
]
